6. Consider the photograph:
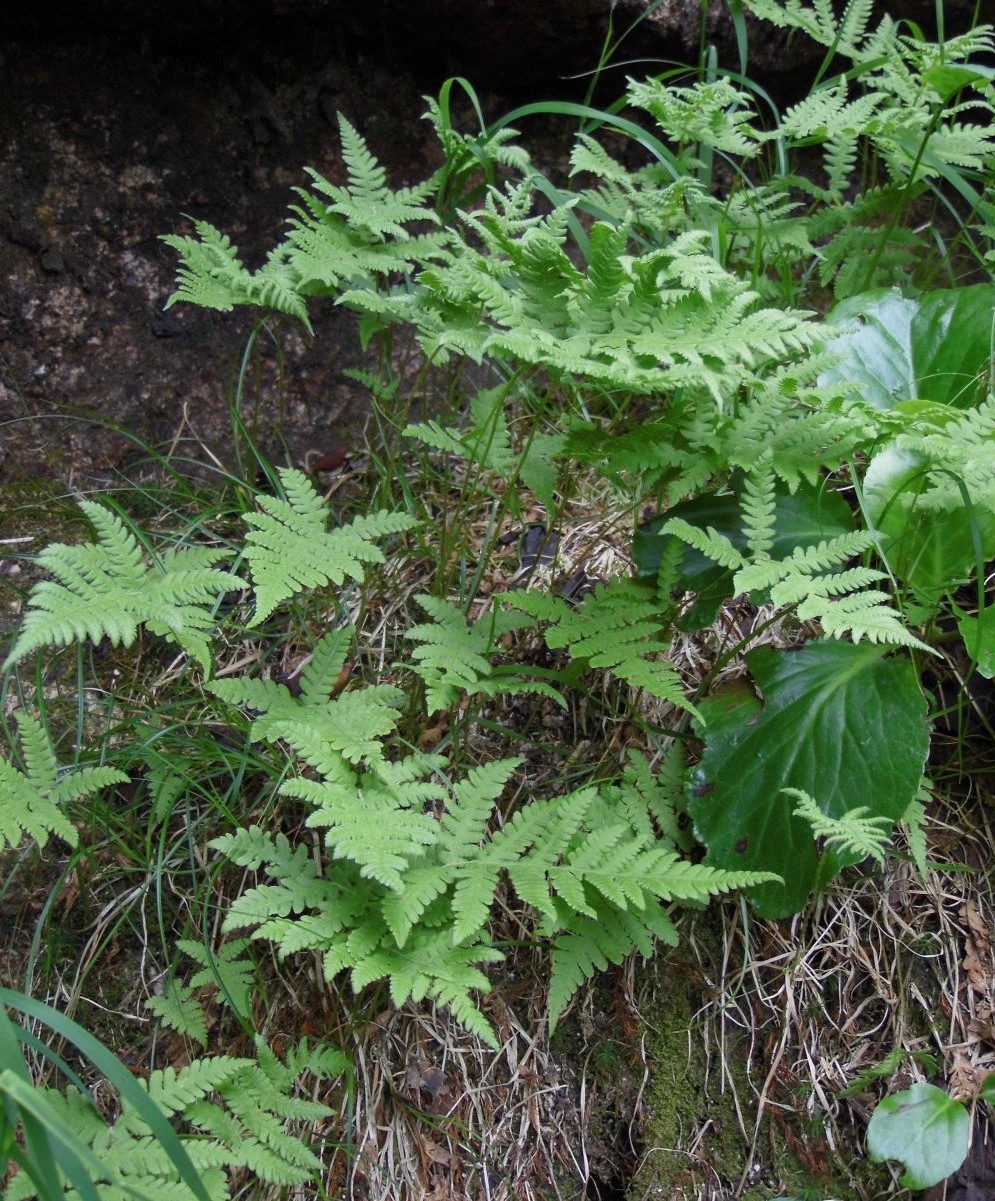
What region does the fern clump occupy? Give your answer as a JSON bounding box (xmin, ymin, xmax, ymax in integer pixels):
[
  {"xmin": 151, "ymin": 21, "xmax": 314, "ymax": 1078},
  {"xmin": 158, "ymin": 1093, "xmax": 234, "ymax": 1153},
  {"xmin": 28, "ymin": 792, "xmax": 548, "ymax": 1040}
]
[{"xmin": 208, "ymin": 644, "xmax": 775, "ymax": 1042}]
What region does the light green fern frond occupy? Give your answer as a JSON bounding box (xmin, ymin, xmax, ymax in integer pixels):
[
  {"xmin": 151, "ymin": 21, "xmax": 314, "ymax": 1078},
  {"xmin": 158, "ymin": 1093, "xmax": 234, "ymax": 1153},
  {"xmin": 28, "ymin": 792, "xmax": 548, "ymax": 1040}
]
[
  {"xmin": 626, "ymin": 77, "xmax": 764, "ymax": 157},
  {"xmin": 145, "ymin": 981, "xmax": 210, "ymax": 1050},
  {"xmin": 162, "ymin": 219, "xmax": 312, "ymax": 324},
  {"xmin": 547, "ymin": 900, "xmax": 679, "ymax": 1032},
  {"xmin": 786, "ymin": 786, "xmax": 893, "ymax": 865},
  {"xmin": 505, "ymin": 578, "xmax": 698, "ymax": 716},
  {"xmin": 405, "ymin": 594, "xmax": 533, "ymax": 712},
  {"xmin": 308, "ymin": 114, "xmax": 441, "ymax": 240},
  {"xmin": 0, "ymin": 712, "xmax": 127, "ymax": 851},
  {"xmin": 740, "ymin": 456, "xmax": 777, "ymax": 559},
  {"xmin": 4, "ymin": 501, "xmax": 239, "ymax": 672},
  {"xmin": 660, "ymin": 517, "xmax": 745, "ymax": 569},
  {"xmin": 744, "ymin": 0, "xmax": 876, "ymax": 57},
  {"xmin": 242, "ymin": 467, "xmax": 417, "ymax": 624}
]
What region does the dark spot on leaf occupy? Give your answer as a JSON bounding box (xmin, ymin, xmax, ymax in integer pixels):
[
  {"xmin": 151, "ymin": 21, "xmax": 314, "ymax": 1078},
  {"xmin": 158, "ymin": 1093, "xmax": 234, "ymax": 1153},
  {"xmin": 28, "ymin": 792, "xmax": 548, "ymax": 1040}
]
[{"xmin": 735, "ymin": 836, "xmax": 749, "ymax": 854}]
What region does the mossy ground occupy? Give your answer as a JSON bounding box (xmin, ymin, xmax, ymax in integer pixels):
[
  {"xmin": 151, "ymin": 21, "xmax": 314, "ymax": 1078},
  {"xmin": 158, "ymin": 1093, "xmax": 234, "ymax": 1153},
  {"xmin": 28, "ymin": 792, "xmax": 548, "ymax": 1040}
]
[{"xmin": 625, "ymin": 918, "xmax": 900, "ymax": 1201}]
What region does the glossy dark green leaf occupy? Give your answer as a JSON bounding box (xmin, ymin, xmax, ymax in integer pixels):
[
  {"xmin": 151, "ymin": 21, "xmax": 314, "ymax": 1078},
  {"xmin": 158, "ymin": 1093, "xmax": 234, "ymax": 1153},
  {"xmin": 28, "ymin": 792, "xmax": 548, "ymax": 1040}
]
[
  {"xmin": 863, "ymin": 442, "xmax": 995, "ymax": 603},
  {"xmin": 821, "ymin": 285, "xmax": 995, "ymax": 409},
  {"xmin": 688, "ymin": 642, "xmax": 929, "ymax": 918},
  {"xmin": 633, "ymin": 482, "xmax": 853, "ymax": 631},
  {"xmin": 866, "ymin": 1083, "xmax": 969, "ymax": 1189},
  {"xmin": 633, "ymin": 493, "xmax": 744, "ymax": 630}
]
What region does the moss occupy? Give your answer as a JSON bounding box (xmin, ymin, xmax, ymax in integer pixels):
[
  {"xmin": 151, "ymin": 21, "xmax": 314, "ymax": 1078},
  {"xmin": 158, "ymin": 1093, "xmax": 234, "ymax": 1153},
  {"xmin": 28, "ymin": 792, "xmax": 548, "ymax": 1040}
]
[
  {"xmin": 628, "ymin": 935, "xmax": 896, "ymax": 1201},
  {"xmin": 629, "ymin": 956, "xmax": 749, "ymax": 1199},
  {"xmin": 1, "ymin": 478, "xmax": 84, "ymax": 639}
]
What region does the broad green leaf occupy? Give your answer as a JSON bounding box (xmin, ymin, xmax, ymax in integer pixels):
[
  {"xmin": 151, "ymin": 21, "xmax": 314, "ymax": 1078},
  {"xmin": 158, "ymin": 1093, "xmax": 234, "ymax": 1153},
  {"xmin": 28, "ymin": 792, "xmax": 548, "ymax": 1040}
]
[
  {"xmin": 863, "ymin": 442, "xmax": 995, "ymax": 603},
  {"xmin": 866, "ymin": 1082, "xmax": 969, "ymax": 1189},
  {"xmin": 954, "ymin": 604, "xmax": 995, "ymax": 679},
  {"xmin": 633, "ymin": 480, "xmax": 853, "ymax": 630},
  {"xmin": 688, "ymin": 642, "xmax": 929, "ymax": 918},
  {"xmin": 925, "ymin": 63, "xmax": 995, "ymax": 100},
  {"xmin": 821, "ymin": 285, "xmax": 995, "ymax": 410}
]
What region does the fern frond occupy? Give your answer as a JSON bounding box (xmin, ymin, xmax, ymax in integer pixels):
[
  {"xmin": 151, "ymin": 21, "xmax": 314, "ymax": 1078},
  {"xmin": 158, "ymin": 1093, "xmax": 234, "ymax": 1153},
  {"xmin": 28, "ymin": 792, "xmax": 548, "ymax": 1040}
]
[
  {"xmin": 740, "ymin": 457, "xmax": 777, "ymax": 559},
  {"xmin": 162, "ymin": 219, "xmax": 313, "ymax": 324},
  {"xmin": 243, "ymin": 467, "xmax": 417, "ymax": 623},
  {"xmin": 312, "ymin": 115, "xmax": 442, "ymax": 240},
  {"xmin": 405, "ymin": 594, "xmax": 531, "ymax": 711},
  {"xmin": 505, "ymin": 579, "xmax": 697, "ymax": 715},
  {"xmin": 4, "ymin": 500, "xmax": 239, "ymax": 672},
  {"xmin": 0, "ymin": 712, "xmax": 127, "ymax": 851},
  {"xmin": 145, "ymin": 981, "xmax": 209, "ymax": 1049},
  {"xmin": 175, "ymin": 937, "xmax": 255, "ymax": 1017},
  {"xmin": 786, "ymin": 786, "xmax": 892, "ymax": 864}
]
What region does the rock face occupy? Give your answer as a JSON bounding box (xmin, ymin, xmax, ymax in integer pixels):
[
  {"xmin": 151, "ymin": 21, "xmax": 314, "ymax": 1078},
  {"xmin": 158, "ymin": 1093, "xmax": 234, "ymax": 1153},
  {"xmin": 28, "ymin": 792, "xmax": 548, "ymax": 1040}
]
[
  {"xmin": 6, "ymin": 0, "xmax": 982, "ymax": 95},
  {"xmin": 0, "ymin": 1, "xmax": 819, "ymax": 91}
]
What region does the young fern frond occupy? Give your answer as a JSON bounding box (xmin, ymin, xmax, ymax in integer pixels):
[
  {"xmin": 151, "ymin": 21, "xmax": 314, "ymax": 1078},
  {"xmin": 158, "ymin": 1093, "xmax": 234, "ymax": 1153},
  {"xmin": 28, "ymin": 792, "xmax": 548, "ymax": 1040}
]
[
  {"xmin": 786, "ymin": 786, "xmax": 893, "ymax": 865},
  {"xmin": 0, "ymin": 712, "xmax": 127, "ymax": 852},
  {"xmin": 144, "ymin": 981, "xmax": 210, "ymax": 1050},
  {"xmin": 4, "ymin": 501, "xmax": 239, "ymax": 672},
  {"xmin": 242, "ymin": 467, "xmax": 417, "ymax": 624},
  {"xmin": 209, "ymin": 637, "xmax": 406, "ymax": 771}
]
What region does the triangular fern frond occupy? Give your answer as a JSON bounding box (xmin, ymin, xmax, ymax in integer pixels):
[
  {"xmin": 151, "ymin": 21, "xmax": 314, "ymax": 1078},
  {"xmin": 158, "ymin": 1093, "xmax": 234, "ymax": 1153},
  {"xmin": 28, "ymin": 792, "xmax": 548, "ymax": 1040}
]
[
  {"xmin": 308, "ymin": 115, "xmax": 442, "ymax": 240},
  {"xmin": 4, "ymin": 500, "xmax": 239, "ymax": 673},
  {"xmin": 242, "ymin": 467, "xmax": 417, "ymax": 624}
]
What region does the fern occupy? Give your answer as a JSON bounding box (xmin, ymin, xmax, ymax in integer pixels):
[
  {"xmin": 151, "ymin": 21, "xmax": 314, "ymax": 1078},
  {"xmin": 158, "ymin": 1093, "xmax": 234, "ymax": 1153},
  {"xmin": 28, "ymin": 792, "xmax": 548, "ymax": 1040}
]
[
  {"xmin": 0, "ymin": 712, "xmax": 127, "ymax": 852},
  {"xmin": 4, "ymin": 501, "xmax": 240, "ymax": 672},
  {"xmin": 311, "ymin": 114, "xmax": 440, "ymax": 240},
  {"xmin": 145, "ymin": 981, "xmax": 210, "ymax": 1050},
  {"xmin": 242, "ymin": 467, "xmax": 417, "ymax": 624},
  {"xmin": 6, "ymin": 1041, "xmax": 345, "ymax": 1201},
  {"xmin": 503, "ymin": 578, "xmax": 699, "ymax": 718},
  {"xmin": 164, "ymin": 116, "xmax": 449, "ymax": 333},
  {"xmin": 661, "ymin": 458, "xmax": 932, "ymax": 651},
  {"xmin": 786, "ymin": 786, "xmax": 893, "ymax": 865},
  {"xmin": 161, "ymin": 219, "xmax": 311, "ymax": 326},
  {"xmin": 404, "ymin": 593, "xmax": 563, "ymax": 712}
]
